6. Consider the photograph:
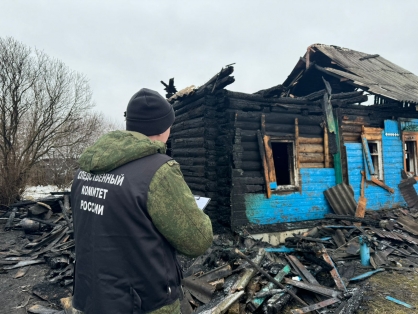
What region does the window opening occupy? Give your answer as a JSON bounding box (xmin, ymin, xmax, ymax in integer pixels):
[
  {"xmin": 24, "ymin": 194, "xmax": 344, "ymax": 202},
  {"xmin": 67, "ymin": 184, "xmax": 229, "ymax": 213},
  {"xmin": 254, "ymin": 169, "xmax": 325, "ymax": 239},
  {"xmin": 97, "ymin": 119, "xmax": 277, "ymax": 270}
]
[
  {"xmin": 367, "ymin": 141, "xmax": 383, "ymax": 180},
  {"xmin": 405, "ymin": 141, "xmax": 417, "ymax": 175},
  {"xmin": 271, "ymin": 142, "xmax": 294, "ymax": 186}
]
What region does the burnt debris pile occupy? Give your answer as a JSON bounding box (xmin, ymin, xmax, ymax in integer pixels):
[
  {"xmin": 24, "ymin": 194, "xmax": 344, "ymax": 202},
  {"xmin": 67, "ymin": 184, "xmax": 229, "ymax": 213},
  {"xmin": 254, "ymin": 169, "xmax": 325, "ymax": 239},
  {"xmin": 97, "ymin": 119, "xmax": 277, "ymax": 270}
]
[
  {"xmin": 1, "ymin": 192, "xmax": 418, "ymax": 312},
  {"xmin": 1, "ymin": 192, "xmax": 75, "ymax": 287},
  {"xmin": 180, "ymin": 207, "xmax": 418, "ymax": 313}
]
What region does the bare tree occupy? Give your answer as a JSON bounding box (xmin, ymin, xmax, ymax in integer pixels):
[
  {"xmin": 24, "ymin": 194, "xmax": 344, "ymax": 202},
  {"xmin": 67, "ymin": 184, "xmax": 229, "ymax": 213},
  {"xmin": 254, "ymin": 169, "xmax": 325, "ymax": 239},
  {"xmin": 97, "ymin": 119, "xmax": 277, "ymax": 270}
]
[
  {"xmin": 42, "ymin": 112, "xmax": 123, "ymax": 189},
  {"xmin": 0, "ymin": 37, "xmax": 95, "ymax": 205}
]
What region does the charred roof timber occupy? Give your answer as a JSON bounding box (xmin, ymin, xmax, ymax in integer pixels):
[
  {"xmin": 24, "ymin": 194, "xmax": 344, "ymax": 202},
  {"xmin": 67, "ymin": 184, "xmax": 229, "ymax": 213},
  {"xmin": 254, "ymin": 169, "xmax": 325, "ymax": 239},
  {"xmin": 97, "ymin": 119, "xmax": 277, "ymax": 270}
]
[{"xmin": 283, "ymin": 44, "xmax": 418, "ymax": 105}]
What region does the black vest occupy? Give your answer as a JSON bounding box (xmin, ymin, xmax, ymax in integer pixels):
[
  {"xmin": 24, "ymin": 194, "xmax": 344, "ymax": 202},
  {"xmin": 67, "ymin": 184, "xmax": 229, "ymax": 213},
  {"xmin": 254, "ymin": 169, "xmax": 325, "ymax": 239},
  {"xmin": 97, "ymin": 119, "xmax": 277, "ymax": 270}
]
[{"xmin": 71, "ymin": 154, "xmax": 182, "ymax": 314}]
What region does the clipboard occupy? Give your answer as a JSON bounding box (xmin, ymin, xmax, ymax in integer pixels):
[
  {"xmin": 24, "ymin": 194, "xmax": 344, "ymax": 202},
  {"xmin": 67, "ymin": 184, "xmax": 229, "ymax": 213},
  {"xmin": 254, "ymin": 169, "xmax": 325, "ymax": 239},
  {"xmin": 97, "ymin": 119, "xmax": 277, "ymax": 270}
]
[{"xmin": 194, "ymin": 195, "xmax": 211, "ymax": 211}]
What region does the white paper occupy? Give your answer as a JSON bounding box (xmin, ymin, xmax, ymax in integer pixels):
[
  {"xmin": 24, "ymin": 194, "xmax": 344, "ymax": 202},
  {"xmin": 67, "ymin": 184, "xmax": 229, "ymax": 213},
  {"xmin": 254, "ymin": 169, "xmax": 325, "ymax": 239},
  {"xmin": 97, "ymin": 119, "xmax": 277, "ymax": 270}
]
[{"xmin": 194, "ymin": 195, "xmax": 211, "ymax": 210}]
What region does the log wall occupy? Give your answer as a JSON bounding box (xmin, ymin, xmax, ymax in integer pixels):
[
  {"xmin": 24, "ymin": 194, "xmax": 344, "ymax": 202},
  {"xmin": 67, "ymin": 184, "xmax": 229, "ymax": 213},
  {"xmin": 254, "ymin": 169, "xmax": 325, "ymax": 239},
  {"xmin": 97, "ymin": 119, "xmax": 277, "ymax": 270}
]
[{"xmin": 170, "ymin": 87, "xmax": 401, "ymax": 230}]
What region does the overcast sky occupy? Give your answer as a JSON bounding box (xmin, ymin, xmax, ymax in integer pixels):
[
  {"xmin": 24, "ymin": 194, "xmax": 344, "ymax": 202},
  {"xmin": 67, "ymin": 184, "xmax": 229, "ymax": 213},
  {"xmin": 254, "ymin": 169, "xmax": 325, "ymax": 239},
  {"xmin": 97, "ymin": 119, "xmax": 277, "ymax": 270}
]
[{"xmin": 2, "ymin": 1, "xmax": 417, "ymax": 121}]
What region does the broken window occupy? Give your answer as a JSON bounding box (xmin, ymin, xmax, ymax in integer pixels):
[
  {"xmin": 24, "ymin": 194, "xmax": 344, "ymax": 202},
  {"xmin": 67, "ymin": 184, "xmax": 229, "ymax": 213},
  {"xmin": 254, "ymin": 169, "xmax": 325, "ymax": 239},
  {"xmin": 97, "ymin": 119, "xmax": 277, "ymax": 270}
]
[
  {"xmin": 257, "ymin": 116, "xmax": 300, "ymax": 196},
  {"xmin": 270, "ymin": 141, "xmax": 296, "ymax": 187},
  {"xmin": 368, "ymin": 141, "xmax": 383, "ymax": 180},
  {"xmin": 366, "ymin": 141, "xmax": 383, "ymax": 180},
  {"xmin": 361, "ymin": 127, "xmax": 383, "ymax": 181},
  {"xmin": 260, "ymin": 130, "xmax": 299, "ymax": 196},
  {"xmin": 401, "ymin": 131, "xmax": 418, "ymax": 177},
  {"xmin": 405, "ymin": 141, "xmax": 417, "ymax": 175}
]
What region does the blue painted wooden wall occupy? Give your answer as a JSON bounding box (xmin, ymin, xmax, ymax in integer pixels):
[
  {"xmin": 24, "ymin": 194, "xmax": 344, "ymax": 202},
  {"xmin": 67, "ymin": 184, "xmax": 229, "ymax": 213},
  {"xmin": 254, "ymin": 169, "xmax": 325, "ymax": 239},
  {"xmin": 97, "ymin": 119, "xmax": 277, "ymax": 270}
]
[
  {"xmin": 244, "ymin": 122, "xmax": 410, "ymax": 225},
  {"xmin": 345, "ymin": 135, "xmax": 405, "ymax": 210},
  {"xmin": 245, "ymin": 169, "xmax": 335, "ymax": 224}
]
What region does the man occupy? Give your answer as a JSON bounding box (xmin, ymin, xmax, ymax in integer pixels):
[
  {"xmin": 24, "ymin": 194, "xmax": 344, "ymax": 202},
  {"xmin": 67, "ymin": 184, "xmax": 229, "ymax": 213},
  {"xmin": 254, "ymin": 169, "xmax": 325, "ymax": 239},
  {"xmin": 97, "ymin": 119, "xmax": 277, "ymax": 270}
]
[{"xmin": 71, "ymin": 88, "xmax": 213, "ymax": 314}]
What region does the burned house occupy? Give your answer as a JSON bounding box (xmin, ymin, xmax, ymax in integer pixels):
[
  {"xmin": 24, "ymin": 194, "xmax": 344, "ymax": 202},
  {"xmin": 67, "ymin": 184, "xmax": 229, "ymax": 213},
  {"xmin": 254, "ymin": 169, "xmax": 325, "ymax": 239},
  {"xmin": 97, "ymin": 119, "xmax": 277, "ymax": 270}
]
[{"xmin": 167, "ymin": 44, "xmax": 418, "ymax": 232}]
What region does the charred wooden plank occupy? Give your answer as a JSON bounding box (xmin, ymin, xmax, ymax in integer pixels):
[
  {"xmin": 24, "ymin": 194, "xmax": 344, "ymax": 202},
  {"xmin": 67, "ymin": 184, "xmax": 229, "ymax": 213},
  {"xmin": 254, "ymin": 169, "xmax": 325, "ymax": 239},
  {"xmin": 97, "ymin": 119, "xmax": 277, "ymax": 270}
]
[
  {"xmin": 332, "ymin": 95, "xmax": 368, "ymax": 106},
  {"xmin": 299, "ymin": 152, "xmax": 324, "ymax": 163},
  {"xmin": 257, "ymin": 130, "xmax": 271, "ymax": 198},
  {"xmin": 333, "ymin": 288, "xmax": 363, "ymax": 314},
  {"xmin": 247, "ymin": 264, "xmax": 291, "ymax": 312},
  {"xmin": 291, "ymin": 297, "xmax": 340, "ymax": 314},
  {"xmin": 241, "ymin": 161, "xmax": 262, "ymax": 171},
  {"xmin": 319, "ymin": 244, "xmax": 347, "ymax": 291},
  {"xmin": 213, "ymin": 75, "xmax": 235, "ymax": 92},
  {"xmin": 234, "ymin": 249, "xmax": 308, "ymax": 307},
  {"xmin": 175, "ymin": 105, "xmax": 216, "ymax": 123},
  {"xmin": 287, "ymin": 255, "xmax": 319, "ymax": 284},
  {"xmin": 265, "ymin": 287, "xmax": 297, "ymax": 314},
  {"xmin": 236, "ymin": 111, "xmax": 323, "ymax": 126},
  {"xmin": 231, "ymin": 248, "xmax": 265, "ymax": 292},
  {"xmin": 210, "ymin": 291, "xmax": 244, "ymax": 314},
  {"xmin": 198, "ymin": 264, "xmax": 232, "ymax": 283},
  {"xmin": 327, "ymin": 203, "xmax": 375, "ymax": 220},
  {"xmin": 283, "ymin": 279, "xmax": 342, "ymax": 298},
  {"xmin": 253, "ymin": 83, "xmax": 285, "ymax": 98},
  {"xmin": 172, "ymin": 90, "xmax": 206, "ymax": 110},
  {"xmin": 300, "ymin": 162, "xmax": 325, "ymax": 168},
  {"xmin": 228, "ymin": 98, "xmax": 263, "ymax": 111},
  {"xmin": 171, "ymin": 117, "xmax": 206, "ymax": 133},
  {"xmin": 201, "ymin": 65, "xmax": 234, "ymax": 90},
  {"xmin": 182, "ymin": 276, "xmax": 215, "ymax": 304},
  {"xmin": 299, "ymin": 143, "xmax": 323, "ymax": 153},
  {"xmin": 241, "ymin": 151, "xmax": 261, "ymax": 162},
  {"xmin": 4, "ymin": 259, "xmax": 44, "ymax": 270},
  {"xmin": 227, "ymin": 90, "xmax": 316, "ymax": 105},
  {"xmin": 175, "ymin": 157, "xmax": 206, "ymax": 166}
]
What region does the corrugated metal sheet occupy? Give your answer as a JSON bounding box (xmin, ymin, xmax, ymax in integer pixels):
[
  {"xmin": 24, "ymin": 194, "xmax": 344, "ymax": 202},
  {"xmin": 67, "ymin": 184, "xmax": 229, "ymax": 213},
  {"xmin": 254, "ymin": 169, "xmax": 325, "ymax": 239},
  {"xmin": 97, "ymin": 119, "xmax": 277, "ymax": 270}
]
[
  {"xmin": 313, "ymin": 44, "xmax": 418, "ymax": 104},
  {"xmin": 398, "ymin": 177, "xmax": 418, "ymax": 209},
  {"xmin": 323, "ymin": 183, "xmax": 357, "ymax": 215}
]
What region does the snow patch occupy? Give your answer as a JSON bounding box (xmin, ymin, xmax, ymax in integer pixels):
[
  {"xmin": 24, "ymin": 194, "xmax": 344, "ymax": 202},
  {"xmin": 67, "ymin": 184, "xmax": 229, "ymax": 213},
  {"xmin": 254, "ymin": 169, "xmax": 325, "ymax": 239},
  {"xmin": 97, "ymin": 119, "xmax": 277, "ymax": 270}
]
[{"xmin": 23, "ymin": 185, "xmax": 69, "ymax": 200}]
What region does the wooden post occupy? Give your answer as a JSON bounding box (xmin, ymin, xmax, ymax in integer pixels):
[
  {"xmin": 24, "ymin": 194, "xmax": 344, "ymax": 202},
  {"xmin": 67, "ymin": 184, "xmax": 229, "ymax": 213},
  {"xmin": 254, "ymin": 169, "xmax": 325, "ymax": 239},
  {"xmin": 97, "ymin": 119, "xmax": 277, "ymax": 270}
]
[
  {"xmin": 257, "ymin": 130, "xmax": 271, "ymax": 198},
  {"xmin": 324, "ymin": 125, "xmax": 330, "ymax": 168},
  {"xmin": 261, "ymin": 114, "xmax": 277, "ymax": 184},
  {"xmin": 333, "ymin": 114, "xmax": 343, "ymax": 185},
  {"xmin": 261, "ymin": 114, "xmax": 266, "ymax": 135},
  {"xmin": 263, "ymin": 135, "xmax": 276, "ymax": 183},
  {"xmin": 355, "ymin": 171, "xmax": 367, "ymax": 226}
]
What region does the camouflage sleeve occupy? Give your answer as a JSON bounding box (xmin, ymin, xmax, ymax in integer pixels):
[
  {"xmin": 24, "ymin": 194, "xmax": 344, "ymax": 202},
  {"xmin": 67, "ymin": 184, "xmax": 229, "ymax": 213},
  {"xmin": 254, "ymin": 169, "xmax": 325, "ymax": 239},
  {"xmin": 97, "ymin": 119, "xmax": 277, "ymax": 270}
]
[{"xmin": 147, "ymin": 160, "xmax": 213, "ymax": 257}]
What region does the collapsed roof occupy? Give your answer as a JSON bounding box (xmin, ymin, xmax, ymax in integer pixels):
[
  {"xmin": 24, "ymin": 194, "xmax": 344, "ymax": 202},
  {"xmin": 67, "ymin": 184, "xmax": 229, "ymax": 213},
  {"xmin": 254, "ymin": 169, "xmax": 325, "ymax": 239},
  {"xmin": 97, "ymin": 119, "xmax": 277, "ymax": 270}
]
[{"xmin": 283, "ymin": 44, "xmax": 418, "ymax": 104}]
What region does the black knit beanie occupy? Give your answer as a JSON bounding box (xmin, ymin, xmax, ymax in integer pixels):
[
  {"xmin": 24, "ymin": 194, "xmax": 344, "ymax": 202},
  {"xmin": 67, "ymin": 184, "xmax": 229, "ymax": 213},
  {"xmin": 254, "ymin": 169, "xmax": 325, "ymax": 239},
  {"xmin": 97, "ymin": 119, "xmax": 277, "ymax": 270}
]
[{"xmin": 125, "ymin": 88, "xmax": 175, "ymax": 136}]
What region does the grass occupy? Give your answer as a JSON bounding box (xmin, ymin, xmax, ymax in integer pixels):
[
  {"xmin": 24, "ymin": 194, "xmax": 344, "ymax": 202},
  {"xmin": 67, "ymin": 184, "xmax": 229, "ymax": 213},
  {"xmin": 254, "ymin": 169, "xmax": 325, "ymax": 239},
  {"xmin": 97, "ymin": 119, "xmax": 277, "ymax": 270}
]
[
  {"xmin": 280, "ymin": 270, "xmax": 418, "ymax": 313},
  {"xmin": 358, "ymin": 271, "xmax": 418, "ymax": 314}
]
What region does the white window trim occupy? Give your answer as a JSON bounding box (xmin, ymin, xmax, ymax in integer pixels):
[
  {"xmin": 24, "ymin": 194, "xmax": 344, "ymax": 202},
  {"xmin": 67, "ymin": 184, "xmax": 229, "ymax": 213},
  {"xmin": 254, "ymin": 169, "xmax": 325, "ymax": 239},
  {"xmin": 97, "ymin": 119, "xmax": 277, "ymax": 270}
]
[{"xmin": 368, "ymin": 140, "xmax": 384, "ymax": 181}]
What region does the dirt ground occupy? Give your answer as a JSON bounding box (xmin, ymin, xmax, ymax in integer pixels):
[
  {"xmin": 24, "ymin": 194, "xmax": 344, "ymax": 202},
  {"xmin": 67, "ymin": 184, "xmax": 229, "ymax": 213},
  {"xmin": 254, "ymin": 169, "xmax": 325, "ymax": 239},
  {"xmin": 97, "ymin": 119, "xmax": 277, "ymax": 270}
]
[
  {"xmin": 358, "ymin": 271, "xmax": 418, "ymax": 313},
  {"xmin": 0, "ymin": 228, "xmax": 71, "ymax": 314},
  {"xmin": 1, "ymin": 227, "xmax": 418, "ymax": 313},
  {"xmin": 278, "ymin": 271, "xmax": 418, "ymax": 314}
]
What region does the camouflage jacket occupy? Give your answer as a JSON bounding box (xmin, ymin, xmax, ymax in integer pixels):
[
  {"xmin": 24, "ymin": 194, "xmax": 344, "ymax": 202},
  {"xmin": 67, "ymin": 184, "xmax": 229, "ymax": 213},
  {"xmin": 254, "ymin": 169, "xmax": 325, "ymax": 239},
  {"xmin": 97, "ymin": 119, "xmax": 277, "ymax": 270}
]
[{"xmin": 77, "ymin": 130, "xmax": 213, "ymax": 313}]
